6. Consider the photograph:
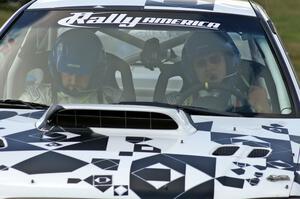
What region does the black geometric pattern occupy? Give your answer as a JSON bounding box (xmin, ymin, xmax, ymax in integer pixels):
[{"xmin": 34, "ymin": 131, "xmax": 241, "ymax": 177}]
[
  {"xmin": 262, "ymin": 124, "xmax": 289, "ymax": 134},
  {"xmin": 194, "ymin": 121, "xmax": 213, "ymax": 131},
  {"xmin": 289, "ymin": 135, "xmax": 300, "ymax": 144},
  {"xmin": 134, "ymin": 144, "xmax": 161, "ymax": 153},
  {"xmin": 4, "ymin": 129, "xmax": 109, "ymax": 152},
  {"xmin": 295, "ymin": 172, "xmax": 300, "ymax": 184},
  {"xmin": 130, "ymin": 154, "xmax": 216, "ymax": 199},
  {"xmin": 267, "ymin": 160, "xmax": 293, "ymax": 170},
  {"xmin": 56, "ymin": 136, "xmax": 108, "ymax": 151},
  {"xmin": 0, "ymin": 109, "xmax": 299, "ymax": 198},
  {"xmin": 231, "ymin": 137, "xmax": 270, "ymax": 148},
  {"xmin": 132, "ymin": 163, "xmax": 184, "ymax": 190},
  {"xmin": 85, "ymin": 175, "xmax": 112, "ymax": 192},
  {"xmin": 114, "ymin": 185, "xmax": 128, "ymax": 196},
  {"xmin": 246, "ymin": 178, "xmax": 260, "ymax": 186},
  {"xmin": 256, "ymin": 137, "xmax": 293, "ymax": 171},
  {"xmin": 211, "ymin": 132, "xmax": 245, "ymax": 145},
  {"xmin": 233, "ymin": 162, "xmax": 250, "ymax": 168},
  {"xmin": 4, "ymin": 129, "xmax": 64, "ymax": 144},
  {"xmin": 0, "ymin": 165, "xmax": 8, "ymax": 171},
  {"xmin": 134, "ymin": 167, "xmax": 171, "ymax": 181},
  {"xmin": 12, "ymin": 151, "xmax": 88, "ymax": 174},
  {"xmin": 176, "ymin": 179, "xmax": 214, "ymax": 199},
  {"xmin": 217, "ymin": 176, "xmax": 244, "ymax": 189},
  {"xmin": 42, "ymin": 133, "xmax": 68, "ymax": 141},
  {"xmin": 91, "ymin": 159, "xmax": 120, "ymax": 170},
  {"xmin": 126, "ymin": 137, "xmax": 151, "ymax": 144},
  {"xmin": 212, "ymin": 131, "xmax": 294, "ymax": 173},
  {"xmin": 213, "ymin": 134, "xmax": 271, "ymax": 148},
  {"xmin": 131, "ymin": 154, "xmax": 185, "ymax": 199},
  {"xmin": 254, "ymin": 172, "xmax": 263, "ymax": 178},
  {"xmin": 228, "ymin": 161, "xmax": 266, "ymax": 187},
  {"xmin": 46, "ymin": 142, "xmax": 62, "ymax": 147},
  {"xmin": 169, "ymin": 154, "xmax": 216, "ymax": 177},
  {"xmin": 68, "ymin": 178, "xmax": 81, "ymax": 184},
  {"xmin": 19, "ymin": 110, "xmax": 45, "ymax": 119},
  {"xmin": 253, "ymin": 165, "xmax": 267, "ymax": 171},
  {"xmin": 0, "ymin": 138, "xmax": 5, "ymax": 147},
  {"xmin": 119, "ymin": 151, "xmax": 133, "ymax": 156},
  {"xmin": 231, "ymin": 168, "xmax": 245, "ymax": 175},
  {"xmin": 0, "ymin": 111, "xmax": 18, "ymax": 120},
  {"xmin": 2, "ymin": 137, "xmax": 46, "ymax": 151}
]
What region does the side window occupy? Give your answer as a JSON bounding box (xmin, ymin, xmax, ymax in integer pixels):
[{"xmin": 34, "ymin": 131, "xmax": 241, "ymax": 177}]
[
  {"xmin": 256, "ymin": 37, "xmax": 292, "ymax": 114},
  {"xmin": 0, "ymin": 30, "xmax": 25, "ymax": 71},
  {"xmin": 1, "ymin": 28, "xmax": 28, "ymax": 98},
  {"xmin": 0, "ymin": 37, "xmax": 13, "ymax": 96},
  {"xmin": 229, "ymin": 32, "xmax": 292, "ymax": 114},
  {"xmin": 0, "ymin": 38, "xmax": 15, "ymax": 68},
  {"xmin": 5, "ymin": 27, "xmax": 50, "ymax": 99}
]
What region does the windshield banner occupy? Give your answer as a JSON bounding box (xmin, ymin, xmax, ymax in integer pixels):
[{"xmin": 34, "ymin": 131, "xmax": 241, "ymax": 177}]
[{"xmin": 58, "ymin": 12, "xmax": 221, "ymax": 29}]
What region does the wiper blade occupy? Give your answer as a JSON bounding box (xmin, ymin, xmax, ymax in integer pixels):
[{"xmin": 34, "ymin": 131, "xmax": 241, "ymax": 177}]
[
  {"xmin": 0, "ymin": 99, "xmax": 49, "ymax": 109},
  {"xmin": 118, "ymin": 101, "xmax": 242, "ymax": 117},
  {"xmin": 180, "ymin": 105, "xmax": 242, "ymax": 117}
]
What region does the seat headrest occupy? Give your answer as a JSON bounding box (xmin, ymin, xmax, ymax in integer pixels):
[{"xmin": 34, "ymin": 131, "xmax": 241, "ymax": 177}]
[{"xmin": 140, "ymin": 38, "xmax": 162, "ymax": 70}]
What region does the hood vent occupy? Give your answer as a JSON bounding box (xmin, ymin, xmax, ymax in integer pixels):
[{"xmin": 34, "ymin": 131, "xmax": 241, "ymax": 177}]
[
  {"xmin": 248, "ymin": 148, "xmax": 271, "ymax": 158},
  {"xmin": 0, "ymin": 137, "xmax": 7, "ymax": 149},
  {"xmin": 212, "ymin": 146, "xmax": 239, "ymax": 156},
  {"xmin": 48, "ymin": 109, "xmax": 178, "ymax": 130},
  {"xmin": 212, "ymin": 145, "xmax": 271, "ymax": 158}
]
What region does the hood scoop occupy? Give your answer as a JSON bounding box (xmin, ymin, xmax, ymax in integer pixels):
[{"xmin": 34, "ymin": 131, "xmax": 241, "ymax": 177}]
[
  {"xmin": 36, "ymin": 104, "xmax": 196, "ymax": 136},
  {"xmin": 47, "ymin": 110, "xmax": 178, "ymax": 129}
]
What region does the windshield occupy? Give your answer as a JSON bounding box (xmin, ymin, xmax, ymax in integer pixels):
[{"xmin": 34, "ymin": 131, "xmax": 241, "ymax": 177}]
[{"xmin": 0, "ymin": 10, "xmax": 293, "ymax": 115}]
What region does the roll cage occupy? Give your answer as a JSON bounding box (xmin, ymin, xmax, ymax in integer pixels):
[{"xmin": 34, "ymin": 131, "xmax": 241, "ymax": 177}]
[{"xmin": 0, "ymin": 8, "xmax": 296, "ymax": 116}]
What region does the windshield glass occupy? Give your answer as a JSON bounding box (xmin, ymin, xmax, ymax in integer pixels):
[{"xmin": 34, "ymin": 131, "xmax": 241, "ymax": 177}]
[{"xmin": 0, "ymin": 10, "xmax": 293, "ymax": 115}]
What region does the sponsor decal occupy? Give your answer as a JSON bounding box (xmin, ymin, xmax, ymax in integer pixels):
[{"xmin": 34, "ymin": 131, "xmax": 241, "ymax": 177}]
[{"xmin": 58, "ymin": 12, "xmax": 221, "ymax": 29}]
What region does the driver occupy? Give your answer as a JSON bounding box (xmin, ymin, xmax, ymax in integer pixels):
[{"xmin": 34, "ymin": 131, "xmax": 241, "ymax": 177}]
[
  {"xmin": 20, "ymin": 29, "xmax": 122, "ymax": 105},
  {"xmin": 179, "ymin": 30, "xmax": 271, "ymax": 113}
]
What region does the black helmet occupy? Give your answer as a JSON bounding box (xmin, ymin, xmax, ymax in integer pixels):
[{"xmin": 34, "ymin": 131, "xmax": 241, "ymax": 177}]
[
  {"xmin": 182, "ymin": 30, "xmax": 240, "ymax": 84},
  {"xmin": 49, "ymin": 29, "xmax": 106, "ymax": 97}
]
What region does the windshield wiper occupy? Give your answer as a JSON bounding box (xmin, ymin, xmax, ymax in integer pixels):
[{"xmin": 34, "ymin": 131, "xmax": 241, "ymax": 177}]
[
  {"xmin": 118, "ymin": 101, "xmax": 242, "ymax": 117},
  {"xmin": 0, "ymin": 99, "xmax": 49, "ymax": 109}
]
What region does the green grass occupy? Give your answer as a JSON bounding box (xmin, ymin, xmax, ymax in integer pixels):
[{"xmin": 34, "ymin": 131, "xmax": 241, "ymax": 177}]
[
  {"xmin": 254, "ymin": 0, "xmax": 300, "ymax": 77},
  {"xmin": 1, "ymin": 1, "xmax": 300, "ymax": 77},
  {"xmin": 0, "ymin": 4, "xmax": 18, "ymax": 26}
]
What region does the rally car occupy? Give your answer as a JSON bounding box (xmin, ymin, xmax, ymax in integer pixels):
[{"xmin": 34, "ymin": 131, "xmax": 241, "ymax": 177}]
[{"xmin": 0, "ymin": 0, "xmax": 300, "ymax": 198}]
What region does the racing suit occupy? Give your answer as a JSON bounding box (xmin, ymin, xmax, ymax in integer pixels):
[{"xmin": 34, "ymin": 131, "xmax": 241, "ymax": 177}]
[
  {"xmin": 166, "ymin": 85, "xmax": 271, "ymax": 113},
  {"xmin": 20, "ymin": 83, "xmax": 123, "ymax": 105}
]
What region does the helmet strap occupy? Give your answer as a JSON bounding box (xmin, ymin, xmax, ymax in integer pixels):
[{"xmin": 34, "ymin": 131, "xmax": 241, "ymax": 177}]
[{"xmin": 51, "ymin": 84, "xmax": 58, "ymax": 104}]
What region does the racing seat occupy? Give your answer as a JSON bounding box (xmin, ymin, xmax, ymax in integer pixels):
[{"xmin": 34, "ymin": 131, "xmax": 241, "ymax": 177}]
[
  {"xmin": 104, "ymin": 53, "xmax": 136, "ymax": 101},
  {"xmin": 7, "ymin": 50, "xmax": 50, "ymax": 99},
  {"xmin": 153, "ymin": 61, "xmax": 188, "ymax": 102},
  {"xmin": 10, "ymin": 51, "xmax": 136, "ymax": 102},
  {"xmin": 140, "ymin": 37, "xmax": 188, "ymax": 102}
]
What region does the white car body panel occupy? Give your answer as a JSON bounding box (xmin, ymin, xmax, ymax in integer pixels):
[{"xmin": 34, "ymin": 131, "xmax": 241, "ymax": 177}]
[
  {"xmin": 0, "ymin": 107, "xmax": 299, "ymax": 198},
  {"xmin": 28, "ymin": 0, "xmax": 256, "ymax": 17},
  {"xmin": 1, "ymin": 0, "xmax": 300, "ymax": 198}
]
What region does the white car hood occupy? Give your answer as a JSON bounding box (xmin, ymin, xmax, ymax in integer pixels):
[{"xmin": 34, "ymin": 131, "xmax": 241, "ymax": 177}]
[{"xmin": 0, "ymin": 107, "xmax": 299, "ymax": 199}]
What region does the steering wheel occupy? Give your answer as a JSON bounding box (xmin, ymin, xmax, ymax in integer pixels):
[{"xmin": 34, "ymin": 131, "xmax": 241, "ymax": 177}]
[{"xmin": 177, "ymin": 83, "xmax": 252, "ymax": 112}]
